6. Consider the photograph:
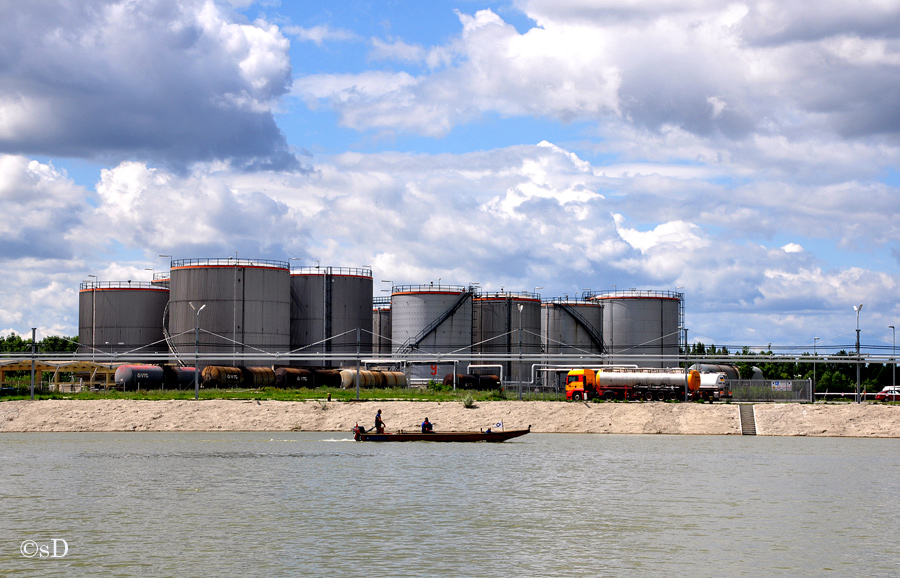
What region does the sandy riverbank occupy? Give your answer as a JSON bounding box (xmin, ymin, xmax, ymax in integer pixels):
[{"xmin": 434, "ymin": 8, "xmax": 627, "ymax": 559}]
[{"xmin": 1, "ymin": 400, "xmax": 899, "ymax": 437}]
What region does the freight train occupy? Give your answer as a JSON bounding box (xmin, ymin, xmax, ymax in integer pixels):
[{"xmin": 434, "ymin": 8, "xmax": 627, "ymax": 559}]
[
  {"xmin": 566, "ymin": 366, "xmax": 733, "ymax": 402},
  {"xmin": 114, "ymin": 364, "xmax": 406, "ymax": 390}
]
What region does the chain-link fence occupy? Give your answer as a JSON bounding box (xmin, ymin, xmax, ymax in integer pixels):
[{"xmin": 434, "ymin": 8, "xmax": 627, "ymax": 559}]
[{"xmin": 729, "ymin": 379, "xmax": 812, "ymax": 402}]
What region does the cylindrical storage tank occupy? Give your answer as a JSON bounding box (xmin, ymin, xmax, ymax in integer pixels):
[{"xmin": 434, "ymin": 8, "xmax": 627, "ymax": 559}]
[
  {"xmin": 163, "ymin": 365, "xmax": 197, "ymax": 389},
  {"xmin": 592, "ymin": 290, "xmax": 682, "ymax": 368},
  {"xmin": 151, "ymin": 271, "xmax": 170, "ymax": 289},
  {"xmin": 473, "ymin": 292, "xmax": 541, "ymax": 385},
  {"xmin": 339, "ymin": 369, "xmax": 386, "ymax": 389},
  {"xmin": 275, "ymin": 367, "xmax": 314, "ymax": 388},
  {"xmin": 313, "ymin": 369, "xmax": 342, "ymax": 388},
  {"xmin": 541, "ymin": 299, "xmax": 604, "ymax": 390},
  {"xmin": 391, "ymin": 285, "xmax": 473, "ymax": 381},
  {"xmin": 690, "ymin": 363, "xmax": 740, "ymax": 380},
  {"xmin": 115, "ymin": 364, "xmax": 165, "ymax": 390},
  {"xmin": 541, "ymin": 299, "xmax": 604, "ymax": 355},
  {"xmin": 241, "ymin": 366, "xmax": 276, "ymax": 388},
  {"xmin": 372, "ymin": 296, "xmax": 391, "ymax": 355},
  {"xmin": 202, "ymin": 365, "xmax": 243, "ymax": 388},
  {"xmin": 168, "ymin": 258, "xmax": 290, "ymax": 368},
  {"xmin": 78, "ymin": 282, "xmax": 169, "ymax": 361},
  {"xmin": 290, "ymin": 267, "xmax": 373, "ymax": 367},
  {"xmin": 380, "ymin": 371, "xmax": 406, "ymax": 387}
]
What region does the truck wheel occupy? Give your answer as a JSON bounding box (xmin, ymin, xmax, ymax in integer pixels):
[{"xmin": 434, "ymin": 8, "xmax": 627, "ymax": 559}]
[
  {"xmin": 656, "ymin": 391, "xmax": 667, "ymax": 402},
  {"xmin": 571, "ymin": 392, "xmax": 582, "ymax": 401},
  {"xmin": 603, "ymin": 391, "xmax": 615, "ymax": 401},
  {"xmin": 644, "ymin": 392, "xmax": 654, "ymax": 402}
]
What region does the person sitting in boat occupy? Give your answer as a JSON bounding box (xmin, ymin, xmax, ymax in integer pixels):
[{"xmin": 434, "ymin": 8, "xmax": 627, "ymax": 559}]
[
  {"xmin": 421, "ymin": 417, "xmax": 434, "ymax": 433},
  {"xmin": 375, "ymin": 409, "xmax": 385, "ymax": 434}
]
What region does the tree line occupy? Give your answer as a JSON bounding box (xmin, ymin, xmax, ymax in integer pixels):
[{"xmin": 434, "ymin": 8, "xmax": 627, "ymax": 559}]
[
  {"xmin": 686, "ymin": 342, "xmax": 894, "ymax": 394},
  {"xmin": 0, "ymin": 333, "xmax": 79, "ymax": 354}
]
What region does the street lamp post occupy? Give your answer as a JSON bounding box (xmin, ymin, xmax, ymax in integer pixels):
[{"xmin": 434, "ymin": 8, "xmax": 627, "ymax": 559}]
[
  {"xmin": 854, "ymin": 304, "xmax": 863, "ymax": 403},
  {"xmin": 813, "ymin": 337, "xmax": 819, "ymax": 403},
  {"xmin": 683, "ymin": 327, "xmax": 689, "ymax": 402},
  {"xmin": 30, "ymin": 327, "xmax": 36, "ymax": 400},
  {"xmin": 190, "ymin": 302, "xmax": 206, "ymax": 400},
  {"xmin": 890, "ymin": 325, "xmax": 896, "ymax": 391}
]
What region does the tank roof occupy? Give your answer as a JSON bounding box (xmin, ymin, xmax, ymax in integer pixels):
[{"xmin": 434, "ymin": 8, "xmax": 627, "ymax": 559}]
[
  {"xmin": 391, "ymin": 284, "xmax": 473, "ymax": 294},
  {"xmin": 171, "ymin": 257, "xmax": 289, "ymax": 270},
  {"xmin": 80, "ymin": 281, "xmax": 168, "ymax": 291},
  {"xmin": 585, "ymin": 289, "xmax": 683, "ymax": 300},
  {"xmin": 291, "ymin": 266, "xmax": 372, "ymax": 277}
]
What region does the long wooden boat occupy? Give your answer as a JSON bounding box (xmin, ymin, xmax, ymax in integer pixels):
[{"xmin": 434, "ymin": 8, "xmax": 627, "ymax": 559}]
[{"xmin": 354, "ymin": 426, "xmax": 531, "ymax": 443}]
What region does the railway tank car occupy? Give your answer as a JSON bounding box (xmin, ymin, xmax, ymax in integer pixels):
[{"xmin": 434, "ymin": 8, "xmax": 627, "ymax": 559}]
[{"xmin": 115, "ymin": 364, "xmax": 196, "ymax": 390}]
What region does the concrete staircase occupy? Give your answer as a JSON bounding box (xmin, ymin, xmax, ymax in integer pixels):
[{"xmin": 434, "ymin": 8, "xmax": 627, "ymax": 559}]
[{"xmin": 739, "ymin": 404, "xmax": 757, "ymax": 435}]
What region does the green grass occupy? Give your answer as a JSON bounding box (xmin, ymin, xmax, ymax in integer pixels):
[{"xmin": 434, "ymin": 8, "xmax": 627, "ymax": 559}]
[{"xmin": 0, "ymin": 386, "xmax": 514, "ymax": 403}]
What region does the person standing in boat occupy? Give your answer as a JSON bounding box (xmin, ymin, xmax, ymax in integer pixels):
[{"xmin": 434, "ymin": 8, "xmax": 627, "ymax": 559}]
[
  {"xmin": 375, "ymin": 409, "xmax": 385, "ymax": 434},
  {"xmin": 421, "ymin": 417, "xmax": 434, "ymax": 433}
]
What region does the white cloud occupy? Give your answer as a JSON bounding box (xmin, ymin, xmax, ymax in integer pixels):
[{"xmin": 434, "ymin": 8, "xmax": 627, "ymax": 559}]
[
  {"xmin": 369, "ymin": 37, "xmax": 426, "ymax": 63},
  {"xmin": 0, "ymin": 0, "xmax": 297, "ymax": 169},
  {"xmin": 283, "ymin": 24, "xmax": 358, "ymax": 45},
  {"xmin": 293, "ymin": 1, "xmax": 900, "ymax": 150}
]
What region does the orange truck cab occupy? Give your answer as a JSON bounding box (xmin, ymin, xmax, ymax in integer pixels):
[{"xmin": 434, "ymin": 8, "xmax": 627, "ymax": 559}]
[{"xmin": 566, "ymin": 369, "xmax": 596, "ymax": 401}]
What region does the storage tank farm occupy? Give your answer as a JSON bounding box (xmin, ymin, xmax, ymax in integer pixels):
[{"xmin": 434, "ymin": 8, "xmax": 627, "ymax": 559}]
[
  {"xmin": 473, "ymin": 292, "xmax": 542, "ymax": 385},
  {"xmin": 391, "ymin": 284, "xmax": 474, "ymax": 381},
  {"xmin": 78, "ymin": 281, "xmax": 170, "ymax": 360},
  {"xmin": 589, "ymin": 289, "xmax": 683, "ymax": 368},
  {"xmin": 289, "ymin": 266, "xmax": 373, "ymax": 367},
  {"xmin": 167, "ymin": 258, "xmax": 290, "ymax": 368},
  {"xmin": 372, "ymin": 296, "xmax": 391, "ymax": 355}
]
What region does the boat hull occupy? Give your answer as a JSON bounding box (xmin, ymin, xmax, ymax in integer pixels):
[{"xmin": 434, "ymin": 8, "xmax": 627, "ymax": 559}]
[{"xmin": 355, "ymin": 427, "xmax": 530, "ymax": 442}]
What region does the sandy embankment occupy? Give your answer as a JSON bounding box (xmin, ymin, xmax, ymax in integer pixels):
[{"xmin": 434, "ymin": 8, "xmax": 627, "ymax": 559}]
[{"xmin": 1, "ymin": 400, "xmax": 899, "ymax": 437}]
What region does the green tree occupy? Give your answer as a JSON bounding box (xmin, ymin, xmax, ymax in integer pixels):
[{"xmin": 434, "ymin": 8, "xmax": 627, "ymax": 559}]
[
  {"xmin": 39, "ymin": 335, "xmax": 78, "ymax": 354},
  {"xmin": 0, "ymin": 333, "xmax": 30, "ymax": 353}
]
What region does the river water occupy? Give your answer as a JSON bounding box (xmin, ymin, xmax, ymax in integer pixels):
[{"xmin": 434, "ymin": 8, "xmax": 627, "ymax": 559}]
[{"xmin": 1, "ymin": 432, "xmax": 897, "ymax": 577}]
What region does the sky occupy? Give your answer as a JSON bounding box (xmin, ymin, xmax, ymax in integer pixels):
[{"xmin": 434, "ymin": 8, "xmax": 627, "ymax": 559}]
[{"xmin": 2, "ymin": 0, "xmax": 900, "ymax": 354}]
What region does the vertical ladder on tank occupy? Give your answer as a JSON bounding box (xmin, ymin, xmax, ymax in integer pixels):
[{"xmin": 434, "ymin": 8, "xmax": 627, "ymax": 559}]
[
  {"xmin": 739, "ymin": 404, "xmax": 757, "ymax": 435},
  {"xmin": 324, "ymin": 267, "xmax": 333, "ymax": 357}
]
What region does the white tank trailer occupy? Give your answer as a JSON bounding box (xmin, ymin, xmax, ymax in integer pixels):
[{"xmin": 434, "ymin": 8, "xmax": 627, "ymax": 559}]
[
  {"xmin": 78, "ymin": 281, "xmax": 169, "ymax": 360},
  {"xmin": 168, "ymin": 258, "xmax": 290, "ymax": 368},
  {"xmin": 290, "ymin": 266, "xmax": 373, "ymax": 366}
]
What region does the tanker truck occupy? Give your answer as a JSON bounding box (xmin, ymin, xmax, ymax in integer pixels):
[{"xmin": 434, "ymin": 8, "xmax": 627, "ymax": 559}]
[{"xmin": 566, "ymin": 367, "xmax": 731, "ymax": 401}]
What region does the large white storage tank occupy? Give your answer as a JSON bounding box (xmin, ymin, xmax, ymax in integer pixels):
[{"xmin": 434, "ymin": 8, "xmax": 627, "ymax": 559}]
[
  {"xmin": 168, "ymin": 258, "xmax": 290, "ymax": 368},
  {"xmin": 391, "ymin": 284, "xmax": 473, "ymax": 381},
  {"xmin": 78, "ymin": 281, "xmax": 169, "ymax": 360},
  {"xmin": 541, "ymin": 298, "xmax": 604, "ymax": 357},
  {"xmin": 290, "ymin": 266, "xmax": 373, "ymax": 366},
  {"xmin": 473, "ymin": 292, "xmax": 542, "ymax": 384},
  {"xmin": 591, "ymin": 289, "xmax": 683, "ymax": 368}
]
